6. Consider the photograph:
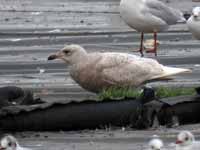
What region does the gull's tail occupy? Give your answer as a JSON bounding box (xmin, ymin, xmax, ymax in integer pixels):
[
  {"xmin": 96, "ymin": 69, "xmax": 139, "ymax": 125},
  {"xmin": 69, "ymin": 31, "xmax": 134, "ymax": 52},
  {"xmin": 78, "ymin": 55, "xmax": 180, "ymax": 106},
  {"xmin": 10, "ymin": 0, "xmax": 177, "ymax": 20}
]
[{"xmin": 151, "ymin": 66, "xmax": 192, "ymax": 80}]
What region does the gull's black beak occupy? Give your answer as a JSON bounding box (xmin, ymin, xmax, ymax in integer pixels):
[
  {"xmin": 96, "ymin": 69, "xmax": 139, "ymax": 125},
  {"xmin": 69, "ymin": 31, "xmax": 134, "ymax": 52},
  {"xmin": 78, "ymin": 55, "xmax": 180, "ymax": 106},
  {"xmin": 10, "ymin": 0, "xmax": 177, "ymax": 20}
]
[
  {"xmin": 48, "ymin": 54, "xmax": 57, "ymax": 60},
  {"xmin": 183, "ymin": 13, "xmax": 191, "ymax": 20}
]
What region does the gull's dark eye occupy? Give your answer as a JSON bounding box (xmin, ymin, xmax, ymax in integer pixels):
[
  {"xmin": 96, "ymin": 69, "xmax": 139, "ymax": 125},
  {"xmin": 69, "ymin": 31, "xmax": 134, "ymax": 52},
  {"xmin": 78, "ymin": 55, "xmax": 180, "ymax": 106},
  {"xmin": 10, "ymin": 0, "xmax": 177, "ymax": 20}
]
[
  {"xmin": 8, "ymin": 142, "xmax": 12, "ymax": 146},
  {"xmin": 63, "ymin": 50, "xmax": 70, "ymax": 54},
  {"xmin": 185, "ymin": 136, "xmax": 189, "ymax": 141}
]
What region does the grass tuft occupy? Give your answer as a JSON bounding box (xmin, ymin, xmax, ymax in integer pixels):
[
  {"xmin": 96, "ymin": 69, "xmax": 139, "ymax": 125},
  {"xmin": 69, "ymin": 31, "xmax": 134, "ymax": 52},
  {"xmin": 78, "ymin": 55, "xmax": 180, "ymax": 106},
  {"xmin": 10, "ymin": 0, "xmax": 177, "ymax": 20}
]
[
  {"xmin": 98, "ymin": 86, "xmax": 196, "ymax": 101},
  {"xmin": 98, "ymin": 87, "xmax": 141, "ymax": 100},
  {"xmin": 155, "ymin": 87, "xmax": 195, "ymax": 99}
]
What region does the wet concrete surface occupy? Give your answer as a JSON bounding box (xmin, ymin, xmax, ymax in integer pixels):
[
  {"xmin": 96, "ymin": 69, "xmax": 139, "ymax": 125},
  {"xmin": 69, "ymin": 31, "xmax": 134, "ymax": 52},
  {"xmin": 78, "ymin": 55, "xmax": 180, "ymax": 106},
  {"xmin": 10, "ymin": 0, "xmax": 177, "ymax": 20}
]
[
  {"xmin": 1, "ymin": 0, "xmax": 200, "ymax": 149},
  {"xmin": 9, "ymin": 128, "xmax": 200, "ymax": 150}
]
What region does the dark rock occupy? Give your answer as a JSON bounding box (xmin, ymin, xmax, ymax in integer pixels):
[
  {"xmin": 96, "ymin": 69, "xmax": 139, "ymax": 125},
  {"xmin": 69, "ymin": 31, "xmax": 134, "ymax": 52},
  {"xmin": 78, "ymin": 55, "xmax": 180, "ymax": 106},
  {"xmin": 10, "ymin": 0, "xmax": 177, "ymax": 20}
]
[
  {"xmin": 183, "ymin": 13, "xmax": 191, "ymax": 20},
  {"xmin": 158, "ymin": 95, "xmax": 200, "ymax": 127},
  {"xmin": 195, "ymin": 87, "xmax": 200, "ymax": 95},
  {"xmin": 0, "ymin": 86, "xmax": 45, "ymax": 108},
  {"xmin": 140, "ymin": 87, "xmax": 156, "ymax": 104}
]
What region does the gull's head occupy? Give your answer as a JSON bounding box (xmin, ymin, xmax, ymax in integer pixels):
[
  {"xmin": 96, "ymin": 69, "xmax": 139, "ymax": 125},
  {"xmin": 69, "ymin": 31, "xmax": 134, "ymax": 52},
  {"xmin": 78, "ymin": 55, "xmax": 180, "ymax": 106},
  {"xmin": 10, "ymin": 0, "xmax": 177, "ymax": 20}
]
[
  {"xmin": 48, "ymin": 44, "xmax": 87, "ymax": 65},
  {"xmin": 149, "ymin": 138, "xmax": 163, "ymax": 150},
  {"xmin": 192, "ymin": 7, "xmax": 200, "ymax": 18},
  {"xmin": 176, "ymin": 131, "xmax": 194, "ymax": 146},
  {"xmin": 0, "ymin": 135, "xmax": 18, "ymax": 150}
]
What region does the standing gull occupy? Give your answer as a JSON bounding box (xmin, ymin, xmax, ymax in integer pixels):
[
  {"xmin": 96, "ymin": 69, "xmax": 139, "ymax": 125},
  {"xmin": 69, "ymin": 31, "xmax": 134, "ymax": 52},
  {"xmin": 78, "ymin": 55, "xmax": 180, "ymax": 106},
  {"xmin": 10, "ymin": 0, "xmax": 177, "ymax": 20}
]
[
  {"xmin": 120, "ymin": 0, "xmax": 185, "ymax": 56},
  {"xmin": 48, "ymin": 44, "xmax": 191, "ymax": 93},
  {"xmin": 187, "ymin": 7, "xmax": 200, "ymax": 40},
  {"xmin": 0, "ymin": 135, "xmax": 31, "ymax": 150}
]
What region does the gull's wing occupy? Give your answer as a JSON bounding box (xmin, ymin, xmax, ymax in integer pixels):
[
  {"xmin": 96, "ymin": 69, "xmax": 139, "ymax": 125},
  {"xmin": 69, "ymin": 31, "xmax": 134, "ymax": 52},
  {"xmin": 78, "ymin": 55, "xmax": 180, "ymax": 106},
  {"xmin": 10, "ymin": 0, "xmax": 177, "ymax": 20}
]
[
  {"xmin": 96, "ymin": 53, "xmax": 190, "ymax": 87},
  {"xmin": 144, "ymin": 0, "xmax": 185, "ymax": 25}
]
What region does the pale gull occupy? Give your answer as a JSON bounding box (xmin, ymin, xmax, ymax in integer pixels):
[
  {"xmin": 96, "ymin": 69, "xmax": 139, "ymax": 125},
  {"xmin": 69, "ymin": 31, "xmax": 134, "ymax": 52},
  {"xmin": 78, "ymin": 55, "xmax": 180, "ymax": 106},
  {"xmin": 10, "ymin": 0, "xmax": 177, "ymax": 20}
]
[
  {"xmin": 0, "ymin": 135, "xmax": 31, "ymax": 150},
  {"xmin": 187, "ymin": 7, "xmax": 200, "ymax": 40},
  {"xmin": 148, "ymin": 136, "xmax": 164, "ymax": 150},
  {"xmin": 48, "ymin": 44, "xmax": 191, "ymax": 93},
  {"xmin": 120, "ymin": 0, "xmax": 185, "ymax": 56},
  {"xmin": 176, "ymin": 131, "xmax": 200, "ymax": 150}
]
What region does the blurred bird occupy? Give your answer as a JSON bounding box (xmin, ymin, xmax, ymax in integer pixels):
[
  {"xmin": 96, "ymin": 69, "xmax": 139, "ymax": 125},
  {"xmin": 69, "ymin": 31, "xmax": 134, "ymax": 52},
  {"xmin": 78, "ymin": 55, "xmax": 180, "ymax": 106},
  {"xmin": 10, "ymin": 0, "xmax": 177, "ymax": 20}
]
[
  {"xmin": 0, "ymin": 135, "xmax": 31, "ymax": 150},
  {"xmin": 176, "ymin": 131, "xmax": 200, "ymax": 150},
  {"xmin": 148, "ymin": 135, "xmax": 164, "ymax": 150},
  {"xmin": 187, "ymin": 7, "xmax": 200, "ymax": 40}
]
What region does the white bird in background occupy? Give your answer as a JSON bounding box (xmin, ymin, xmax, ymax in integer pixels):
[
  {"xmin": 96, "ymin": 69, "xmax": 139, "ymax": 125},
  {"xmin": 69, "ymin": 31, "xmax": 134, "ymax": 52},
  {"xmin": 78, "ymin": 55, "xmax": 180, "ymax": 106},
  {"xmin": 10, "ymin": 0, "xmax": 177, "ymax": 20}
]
[
  {"xmin": 119, "ymin": 0, "xmax": 185, "ymax": 56},
  {"xmin": 0, "ymin": 135, "xmax": 31, "ymax": 150},
  {"xmin": 148, "ymin": 136, "xmax": 164, "ymax": 150},
  {"xmin": 47, "ymin": 44, "xmax": 191, "ymax": 93},
  {"xmin": 176, "ymin": 131, "xmax": 200, "ymax": 150},
  {"xmin": 187, "ymin": 7, "xmax": 200, "ymax": 40}
]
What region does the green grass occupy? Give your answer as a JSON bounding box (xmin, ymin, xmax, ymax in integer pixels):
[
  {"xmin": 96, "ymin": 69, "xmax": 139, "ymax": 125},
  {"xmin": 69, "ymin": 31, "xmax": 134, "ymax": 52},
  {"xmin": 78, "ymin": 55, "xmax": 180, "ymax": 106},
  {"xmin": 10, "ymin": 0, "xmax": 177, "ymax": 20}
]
[
  {"xmin": 98, "ymin": 87, "xmax": 141, "ymax": 100},
  {"xmin": 98, "ymin": 86, "xmax": 196, "ymax": 100},
  {"xmin": 155, "ymin": 87, "xmax": 196, "ymax": 99}
]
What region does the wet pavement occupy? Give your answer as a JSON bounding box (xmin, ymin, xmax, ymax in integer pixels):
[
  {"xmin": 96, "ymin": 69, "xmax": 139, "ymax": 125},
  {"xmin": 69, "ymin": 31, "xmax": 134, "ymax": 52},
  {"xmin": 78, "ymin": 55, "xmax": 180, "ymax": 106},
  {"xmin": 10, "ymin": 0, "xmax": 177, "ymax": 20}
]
[
  {"xmin": 9, "ymin": 128, "xmax": 200, "ymax": 150},
  {"xmin": 1, "ymin": 0, "xmax": 200, "ymax": 149}
]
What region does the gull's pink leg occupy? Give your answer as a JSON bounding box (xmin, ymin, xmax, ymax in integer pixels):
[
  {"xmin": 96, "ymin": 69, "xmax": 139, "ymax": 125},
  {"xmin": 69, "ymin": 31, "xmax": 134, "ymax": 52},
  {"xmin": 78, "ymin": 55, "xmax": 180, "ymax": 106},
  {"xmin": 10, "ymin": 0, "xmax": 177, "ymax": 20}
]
[
  {"xmin": 146, "ymin": 32, "xmax": 157, "ymax": 56},
  {"xmin": 139, "ymin": 32, "xmax": 144, "ymax": 57},
  {"xmin": 154, "ymin": 32, "xmax": 157, "ymax": 56}
]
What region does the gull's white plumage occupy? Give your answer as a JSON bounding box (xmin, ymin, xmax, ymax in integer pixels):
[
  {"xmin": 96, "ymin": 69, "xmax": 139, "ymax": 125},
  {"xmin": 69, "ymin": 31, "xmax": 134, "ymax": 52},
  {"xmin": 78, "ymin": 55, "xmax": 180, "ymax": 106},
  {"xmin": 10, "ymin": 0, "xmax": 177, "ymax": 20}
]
[
  {"xmin": 48, "ymin": 44, "xmax": 191, "ymax": 93},
  {"xmin": 187, "ymin": 7, "xmax": 200, "ymax": 40},
  {"xmin": 148, "ymin": 137, "xmax": 164, "ymax": 150},
  {"xmin": 0, "ymin": 135, "xmax": 31, "ymax": 150},
  {"xmin": 176, "ymin": 131, "xmax": 200, "ymax": 150}
]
